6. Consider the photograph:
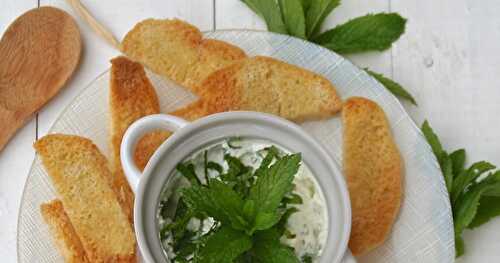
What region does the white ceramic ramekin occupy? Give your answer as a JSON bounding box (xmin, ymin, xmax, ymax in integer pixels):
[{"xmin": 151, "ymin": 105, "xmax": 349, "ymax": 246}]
[{"xmin": 121, "ymin": 111, "xmax": 355, "ymax": 263}]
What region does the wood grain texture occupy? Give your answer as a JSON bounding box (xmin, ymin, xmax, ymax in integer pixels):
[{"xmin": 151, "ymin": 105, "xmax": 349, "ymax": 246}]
[
  {"xmin": 0, "ymin": 3, "xmax": 37, "ymax": 262},
  {"xmin": 0, "ymin": 6, "xmax": 81, "ymax": 151},
  {"xmin": 391, "ymin": 1, "xmax": 500, "ymax": 262},
  {"xmin": 37, "ymin": 0, "xmax": 214, "ymax": 136}
]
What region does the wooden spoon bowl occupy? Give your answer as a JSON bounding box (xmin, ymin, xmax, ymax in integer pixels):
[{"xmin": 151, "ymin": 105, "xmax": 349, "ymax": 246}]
[{"xmin": 0, "ymin": 6, "xmax": 81, "ymax": 151}]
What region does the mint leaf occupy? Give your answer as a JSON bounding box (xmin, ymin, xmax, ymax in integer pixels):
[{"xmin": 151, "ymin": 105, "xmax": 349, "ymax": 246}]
[
  {"xmin": 314, "ymin": 13, "xmax": 406, "ymax": 54},
  {"xmin": 276, "ymin": 207, "xmax": 299, "ymax": 236},
  {"xmin": 421, "ymin": 120, "xmax": 444, "ymax": 158},
  {"xmin": 450, "ymin": 149, "xmax": 466, "ymax": 178},
  {"xmin": 177, "ymin": 163, "xmax": 201, "ymax": 186},
  {"xmin": 278, "ymin": 0, "xmax": 306, "ymax": 39},
  {"xmin": 366, "ymin": 69, "xmax": 417, "ymax": 105},
  {"xmin": 182, "ymin": 179, "xmax": 248, "ymax": 230},
  {"xmin": 300, "ymin": 0, "xmax": 312, "ymax": 13},
  {"xmin": 440, "ymin": 152, "xmax": 454, "ymax": 192},
  {"xmin": 451, "ymin": 161, "xmax": 496, "ymax": 204},
  {"xmin": 241, "ymin": 0, "xmax": 288, "ymax": 34},
  {"xmin": 249, "ymin": 154, "xmax": 301, "ymax": 214},
  {"xmin": 196, "ymin": 226, "xmax": 252, "ymax": 263},
  {"xmin": 455, "ymin": 235, "xmax": 465, "ymax": 258},
  {"xmin": 252, "ymin": 212, "xmax": 282, "ymax": 233},
  {"xmin": 243, "ymin": 200, "xmax": 256, "ymax": 220},
  {"xmin": 255, "ymin": 146, "xmax": 280, "ymax": 177},
  {"xmin": 468, "ymin": 196, "xmax": 500, "ymax": 229},
  {"xmin": 283, "ymin": 193, "xmax": 303, "ymax": 205},
  {"xmin": 305, "ymin": 0, "xmax": 340, "ymax": 38},
  {"xmin": 253, "ymin": 228, "xmax": 301, "ymax": 263},
  {"xmin": 207, "ymin": 161, "xmax": 223, "ymax": 174},
  {"xmin": 453, "ymin": 172, "xmax": 500, "ymax": 233}
]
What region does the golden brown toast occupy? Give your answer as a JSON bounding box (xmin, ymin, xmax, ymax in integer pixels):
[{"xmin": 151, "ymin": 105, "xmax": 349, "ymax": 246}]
[
  {"xmin": 171, "ymin": 56, "xmax": 342, "ymax": 122},
  {"xmin": 133, "ymin": 130, "xmax": 170, "ymax": 171},
  {"xmin": 109, "ymin": 56, "xmax": 163, "ymax": 222},
  {"xmin": 342, "ymin": 97, "xmax": 403, "ymax": 256},
  {"xmin": 40, "ymin": 200, "xmax": 89, "ymax": 263},
  {"xmin": 34, "ymin": 134, "xmax": 136, "ymax": 262},
  {"xmin": 121, "ymin": 19, "xmax": 246, "ymax": 94}
]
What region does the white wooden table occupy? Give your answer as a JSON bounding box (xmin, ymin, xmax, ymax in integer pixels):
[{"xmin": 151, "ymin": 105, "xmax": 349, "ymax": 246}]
[{"xmin": 1, "ymin": 0, "xmax": 499, "ymax": 262}]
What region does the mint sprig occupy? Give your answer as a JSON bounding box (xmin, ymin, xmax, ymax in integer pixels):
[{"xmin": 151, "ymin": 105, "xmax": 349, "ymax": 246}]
[
  {"xmin": 422, "ymin": 120, "xmax": 500, "ymax": 257},
  {"xmin": 167, "ymin": 149, "xmax": 304, "ymax": 262},
  {"xmin": 240, "ymin": 0, "xmax": 416, "ymax": 105},
  {"xmin": 196, "ymin": 226, "xmax": 253, "ymax": 263}
]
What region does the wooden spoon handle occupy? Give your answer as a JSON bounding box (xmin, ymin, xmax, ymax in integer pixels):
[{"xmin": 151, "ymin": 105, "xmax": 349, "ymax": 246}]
[{"xmin": 65, "ymin": 0, "xmax": 120, "ymax": 50}]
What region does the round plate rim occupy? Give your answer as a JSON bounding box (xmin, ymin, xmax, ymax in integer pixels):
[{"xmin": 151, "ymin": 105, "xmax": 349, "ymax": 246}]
[{"xmin": 16, "ymin": 29, "xmax": 452, "ymax": 262}]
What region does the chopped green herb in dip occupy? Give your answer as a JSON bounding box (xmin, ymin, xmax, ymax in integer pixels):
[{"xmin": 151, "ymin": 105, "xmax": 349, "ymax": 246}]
[{"xmin": 157, "ymin": 138, "xmax": 327, "ymax": 263}]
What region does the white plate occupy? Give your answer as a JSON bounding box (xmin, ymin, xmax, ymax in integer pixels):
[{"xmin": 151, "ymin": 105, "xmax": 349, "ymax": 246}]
[{"xmin": 17, "ymin": 30, "xmax": 454, "ymax": 262}]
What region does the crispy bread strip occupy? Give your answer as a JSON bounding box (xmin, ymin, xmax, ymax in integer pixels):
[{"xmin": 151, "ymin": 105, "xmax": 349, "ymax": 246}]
[
  {"xmin": 171, "ymin": 56, "xmax": 342, "ymax": 122},
  {"xmin": 34, "ymin": 134, "xmax": 136, "ymax": 262},
  {"xmin": 133, "ymin": 130, "xmax": 170, "ymax": 171},
  {"xmin": 342, "ymin": 97, "xmax": 403, "ymax": 256},
  {"xmin": 121, "ymin": 19, "xmax": 246, "ymax": 94},
  {"xmin": 109, "ymin": 56, "xmax": 162, "ymax": 222},
  {"xmin": 40, "ymin": 200, "xmax": 89, "ymax": 263}
]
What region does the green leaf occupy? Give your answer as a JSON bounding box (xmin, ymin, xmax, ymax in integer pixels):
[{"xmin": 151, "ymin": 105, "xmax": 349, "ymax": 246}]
[
  {"xmin": 450, "ymin": 149, "xmax": 466, "ymax": 178},
  {"xmin": 283, "ymin": 193, "xmax": 303, "ymax": 205},
  {"xmin": 300, "ymin": 0, "xmax": 312, "ymax": 13},
  {"xmin": 451, "ymin": 161, "xmax": 496, "ymax": 203},
  {"xmin": 173, "ymin": 230, "xmax": 197, "ymax": 261},
  {"xmin": 196, "ymin": 226, "xmax": 253, "ymax": 263},
  {"xmin": 453, "ymin": 172, "xmax": 500, "ymax": 235},
  {"xmin": 366, "ymin": 69, "xmax": 417, "ymax": 105},
  {"xmin": 249, "ymin": 154, "xmax": 302, "ymax": 214},
  {"xmin": 455, "ymin": 235, "xmax": 465, "ymax": 258},
  {"xmin": 278, "ymin": 0, "xmax": 306, "ymax": 39},
  {"xmin": 305, "ymin": 0, "xmax": 340, "ymax": 38},
  {"xmin": 255, "ymin": 146, "xmax": 280, "ymax": 177},
  {"xmin": 207, "ymin": 161, "xmax": 223, "ymax": 174},
  {"xmin": 177, "ymin": 163, "xmax": 201, "ymax": 186},
  {"xmin": 276, "ymin": 207, "xmax": 299, "ymax": 235},
  {"xmin": 252, "ymin": 212, "xmax": 282, "ymax": 232},
  {"xmin": 226, "ymin": 154, "xmax": 249, "ymax": 176},
  {"xmin": 468, "ymin": 195, "xmax": 500, "ymax": 229},
  {"xmin": 182, "ymin": 179, "xmax": 248, "ymax": 230},
  {"xmin": 314, "ymin": 13, "xmax": 406, "ymax": 54},
  {"xmin": 252, "ymin": 228, "xmax": 301, "ymax": 263},
  {"xmin": 421, "ymin": 120, "xmax": 444, "ymax": 159},
  {"xmin": 243, "ymin": 200, "xmax": 256, "ymax": 220},
  {"xmin": 440, "ymin": 152, "xmax": 454, "ymax": 192},
  {"xmin": 241, "ymin": 0, "xmax": 288, "ymax": 34}
]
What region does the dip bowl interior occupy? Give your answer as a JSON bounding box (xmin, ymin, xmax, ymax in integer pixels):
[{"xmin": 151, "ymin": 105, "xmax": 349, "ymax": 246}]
[{"xmin": 128, "ymin": 112, "xmax": 352, "ymax": 263}]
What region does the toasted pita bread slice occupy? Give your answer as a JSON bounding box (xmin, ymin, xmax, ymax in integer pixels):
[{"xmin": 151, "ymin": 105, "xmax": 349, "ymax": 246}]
[
  {"xmin": 121, "ymin": 18, "xmax": 246, "ymax": 94},
  {"xmin": 342, "ymin": 97, "xmax": 403, "ymax": 256},
  {"xmin": 40, "ymin": 200, "xmax": 89, "ymax": 263},
  {"xmin": 34, "ymin": 134, "xmax": 136, "ymax": 262},
  {"xmin": 171, "ymin": 56, "xmax": 342, "ymax": 122},
  {"xmin": 109, "ymin": 56, "xmax": 165, "ymax": 222}
]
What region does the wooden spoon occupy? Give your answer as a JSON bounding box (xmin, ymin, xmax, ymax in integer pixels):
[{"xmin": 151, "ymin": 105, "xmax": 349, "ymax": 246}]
[{"xmin": 0, "ymin": 6, "xmax": 81, "ymax": 151}]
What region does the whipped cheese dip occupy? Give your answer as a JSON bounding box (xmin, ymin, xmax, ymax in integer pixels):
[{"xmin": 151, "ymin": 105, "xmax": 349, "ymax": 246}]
[{"xmin": 157, "ymin": 137, "xmax": 329, "ymax": 261}]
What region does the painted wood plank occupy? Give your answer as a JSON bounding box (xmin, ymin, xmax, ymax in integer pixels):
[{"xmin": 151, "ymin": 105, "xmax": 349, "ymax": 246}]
[
  {"xmin": 0, "ymin": 0, "xmax": 38, "ymax": 261},
  {"xmin": 37, "ymin": 0, "xmax": 215, "ymax": 136},
  {"xmin": 391, "ymin": 0, "xmax": 500, "ymax": 261},
  {"xmin": 215, "ymin": 0, "xmax": 266, "ymax": 30}
]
